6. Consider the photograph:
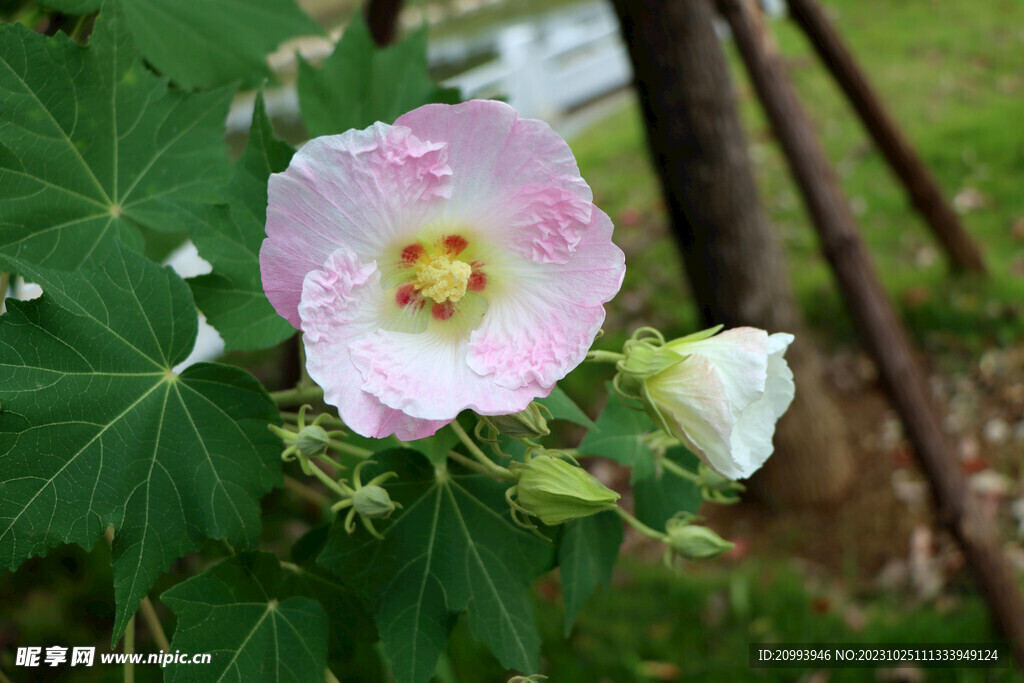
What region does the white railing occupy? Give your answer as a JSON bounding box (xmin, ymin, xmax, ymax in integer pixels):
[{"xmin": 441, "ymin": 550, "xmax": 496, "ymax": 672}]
[{"xmin": 441, "ymin": 4, "xmax": 631, "ymax": 120}]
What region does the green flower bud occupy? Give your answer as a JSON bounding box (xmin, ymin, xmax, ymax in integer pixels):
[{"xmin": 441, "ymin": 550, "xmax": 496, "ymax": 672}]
[
  {"xmin": 485, "ymin": 402, "xmax": 551, "ymax": 439},
  {"xmin": 296, "ymin": 424, "xmax": 330, "ymax": 458},
  {"xmin": 352, "ymin": 485, "xmax": 397, "ymax": 520},
  {"xmin": 664, "ymin": 517, "xmax": 734, "ymax": 560},
  {"xmin": 514, "ymin": 454, "xmax": 619, "ymax": 526}
]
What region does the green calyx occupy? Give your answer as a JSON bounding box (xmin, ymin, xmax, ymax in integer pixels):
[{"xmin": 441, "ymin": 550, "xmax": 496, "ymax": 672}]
[
  {"xmin": 664, "ymin": 513, "xmax": 734, "ymax": 561},
  {"xmin": 332, "ymin": 461, "xmax": 403, "ymax": 539},
  {"xmin": 507, "ymin": 453, "xmax": 619, "ymax": 529},
  {"xmin": 479, "ymin": 402, "xmax": 552, "ymax": 440},
  {"xmin": 352, "ymin": 485, "xmax": 398, "ymax": 520}
]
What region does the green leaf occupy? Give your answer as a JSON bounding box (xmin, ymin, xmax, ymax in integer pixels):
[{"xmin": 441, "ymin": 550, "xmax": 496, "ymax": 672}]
[
  {"xmin": 318, "ymin": 451, "xmax": 553, "ymax": 683},
  {"xmin": 579, "ymin": 384, "xmax": 654, "ymax": 467},
  {"xmin": 0, "ymin": 244, "xmax": 281, "ymax": 642},
  {"xmin": 283, "ymin": 527, "xmax": 379, "ymax": 667},
  {"xmin": 538, "ymin": 386, "xmax": 596, "ymax": 429},
  {"xmin": 557, "ymin": 510, "xmax": 621, "ymax": 637},
  {"xmin": 297, "ymin": 15, "xmax": 460, "ymax": 137},
  {"xmin": 633, "ymin": 447, "xmax": 703, "ymax": 532},
  {"xmin": 119, "ymin": 0, "xmax": 321, "ymax": 90},
  {"xmin": 162, "ymin": 552, "xmax": 328, "ymax": 682},
  {"xmin": 39, "ymin": 0, "xmax": 101, "ymax": 12},
  {"xmin": 181, "ymin": 93, "xmax": 296, "ymax": 351},
  {"xmin": 0, "ymin": 6, "xmax": 233, "ymax": 270}
]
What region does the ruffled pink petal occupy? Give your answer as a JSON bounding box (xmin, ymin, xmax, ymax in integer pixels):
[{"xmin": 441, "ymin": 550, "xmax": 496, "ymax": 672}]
[
  {"xmin": 466, "ymin": 207, "xmax": 625, "ymax": 390},
  {"xmin": 349, "ymin": 329, "xmax": 541, "ymax": 421},
  {"xmin": 262, "ymin": 123, "xmax": 452, "ymax": 327},
  {"xmin": 396, "ymin": 100, "xmax": 594, "ymax": 265},
  {"xmin": 299, "ymin": 248, "xmax": 449, "ymax": 440}
]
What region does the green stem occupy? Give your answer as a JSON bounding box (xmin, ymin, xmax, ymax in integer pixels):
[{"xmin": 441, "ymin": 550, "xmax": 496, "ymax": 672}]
[
  {"xmin": 586, "ymin": 350, "xmax": 625, "ymax": 364},
  {"xmin": 446, "ymin": 449, "xmax": 508, "ymax": 479},
  {"xmin": 327, "ymin": 439, "xmax": 372, "ymax": 459},
  {"xmin": 284, "ymin": 474, "xmax": 332, "ymax": 508},
  {"xmin": 139, "ymin": 596, "xmax": 170, "ymax": 652},
  {"xmin": 657, "ymin": 454, "xmax": 702, "ymax": 485},
  {"xmin": 307, "ymin": 462, "xmax": 352, "ymax": 500},
  {"xmin": 271, "ymin": 386, "xmax": 324, "ymax": 407},
  {"xmin": 0, "ymin": 666, "xmax": 13, "ymax": 683},
  {"xmin": 449, "ymin": 421, "xmax": 516, "ymax": 481},
  {"xmin": 123, "ymin": 615, "xmax": 135, "ymax": 683},
  {"xmin": 615, "ymin": 507, "xmax": 667, "ymax": 542},
  {"xmin": 325, "ymin": 667, "xmax": 341, "ymax": 683}
]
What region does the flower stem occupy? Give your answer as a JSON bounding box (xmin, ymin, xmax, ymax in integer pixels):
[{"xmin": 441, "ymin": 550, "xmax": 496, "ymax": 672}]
[
  {"xmin": 283, "ymin": 474, "xmax": 332, "ymax": 508},
  {"xmin": 615, "ymin": 507, "xmax": 667, "ymax": 542},
  {"xmin": 327, "ymin": 439, "xmax": 373, "ymax": 460},
  {"xmin": 445, "ymin": 449, "xmax": 507, "ymax": 479},
  {"xmin": 270, "ymin": 386, "xmax": 324, "ymax": 407},
  {"xmin": 449, "ymin": 421, "xmax": 516, "ymax": 481},
  {"xmin": 123, "ymin": 615, "xmax": 135, "ymax": 683},
  {"xmin": 586, "ymin": 350, "xmax": 625, "ymax": 364},
  {"xmin": 656, "ymin": 454, "xmax": 701, "ymax": 485},
  {"xmin": 139, "ymin": 596, "xmax": 170, "ymax": 652},
  {"xmin": 306, "ymin": 461, "xmax": 352, "ymax": 500}
]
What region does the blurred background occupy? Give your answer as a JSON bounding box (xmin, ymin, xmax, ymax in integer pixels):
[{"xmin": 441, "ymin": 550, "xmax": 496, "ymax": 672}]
[{"xmin": 3, "ymin": 0, "xmax": 1023, "ymax": 680}]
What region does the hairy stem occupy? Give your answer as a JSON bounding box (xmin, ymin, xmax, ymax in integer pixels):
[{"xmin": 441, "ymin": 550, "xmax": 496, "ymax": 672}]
[
  {"xmin": 449, "ymin": 421, "xmax": 516, "ymax": 481},
  {"xmin": 585, "ymin": 349, "xmax": 625, "ymax": 364},
  {"xmin": 615, "ymin": 507, "xmax": 667, "ymax": 541},
  {"xmin": 271, "ymin": 386, "xmax": 324, "ymax": 407}
]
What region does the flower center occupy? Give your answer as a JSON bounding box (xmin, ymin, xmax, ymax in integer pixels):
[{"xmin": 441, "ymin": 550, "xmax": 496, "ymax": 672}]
[{"xmin": 414, "ymin": 254, "xmax": 472, "ymax": 304}]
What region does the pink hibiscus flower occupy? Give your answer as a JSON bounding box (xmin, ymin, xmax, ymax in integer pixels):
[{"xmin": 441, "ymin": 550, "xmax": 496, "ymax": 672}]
[{"xmin": 260, "ymin": 100, "xmax": 625, "ymax": 440}]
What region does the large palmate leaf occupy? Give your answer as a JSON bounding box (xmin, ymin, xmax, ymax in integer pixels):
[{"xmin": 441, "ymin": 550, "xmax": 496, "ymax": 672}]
[
  {"xmin": 119, "ymin": 0, "xmax": 321, "ymax": 90},
  {"xmin": 0, "ymin": 5, "xmax": 232, "ymax": 269},
  {"xmin": 0, "ymin": 244, "xmax": 281, "ymax": 641},
  {"xmin": 162, "ymin": 552, "xmax": 328, "ymax": 682},
  {"xmin": 179, "ymin": 94, "xmax": 296, "ymax": 351},
  {"xmin": 318, "ymin": 451, "xmax": 553, "ymax": 683},
  {"xmin": 298, "ymin": 15, "xmax": 460, "ymax": 137},
  {"xmin": 40, "ymin": 0, "xmax": 321, "ymax": 90},
  {"xmin": 558, "ymin": 510, "xmax": 622, "ymax": 636}
]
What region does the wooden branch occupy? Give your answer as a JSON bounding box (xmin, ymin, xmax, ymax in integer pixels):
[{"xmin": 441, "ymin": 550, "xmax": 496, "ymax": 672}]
[
  {"xmin": 785, "ymin": 0, "xmax": 986, "ymax": 273},
  {"xmin": 715, "ymin": 0, "xmax": 1024, "ymax": 665}
]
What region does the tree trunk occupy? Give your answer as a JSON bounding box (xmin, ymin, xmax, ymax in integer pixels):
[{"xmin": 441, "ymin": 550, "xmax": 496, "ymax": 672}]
[
  {"xmin": 609, "ymin": 0, "xmax": 852, "ymax": 505},
  {"xmin": 364, "ymin": 0, "xmax": 403, "ymax": 46}
]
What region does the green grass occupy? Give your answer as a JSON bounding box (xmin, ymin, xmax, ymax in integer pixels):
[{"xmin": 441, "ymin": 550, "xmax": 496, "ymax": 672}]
[{"xmin": 569, "ymin": 0, "xmax": 1024, "ymax": 361}]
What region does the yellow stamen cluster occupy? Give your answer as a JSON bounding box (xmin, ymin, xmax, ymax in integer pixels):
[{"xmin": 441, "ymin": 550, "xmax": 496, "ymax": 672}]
[{"xmin": 415, "ymin": 254, "xmax": 472, "ymax": 303}]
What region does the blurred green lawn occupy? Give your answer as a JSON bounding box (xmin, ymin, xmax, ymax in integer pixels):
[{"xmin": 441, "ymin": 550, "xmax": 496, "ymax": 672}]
[{"xmin": 572, "ymin": 0, "xmax": 1024, "ymax": 363}]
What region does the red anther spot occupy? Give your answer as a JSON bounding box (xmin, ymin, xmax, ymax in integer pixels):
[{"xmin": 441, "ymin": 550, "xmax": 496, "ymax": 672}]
[
  {"xmin": 468, "ymin": 269, "xmax": 487, "ymax": 292},
  {"xmin": 442, "ymin": 234, "xmax": 468, "ymax": 256},
  {"xmin": 395, "ymin": 283, "xmax": 419, "ymax": 308},
  {"xmin": 431, "ymin": 301, "xmax": 455, "ymax": 320},
  {"xmin": 400, "ymin": 243, "xmax": 425, "ymax": 267}
]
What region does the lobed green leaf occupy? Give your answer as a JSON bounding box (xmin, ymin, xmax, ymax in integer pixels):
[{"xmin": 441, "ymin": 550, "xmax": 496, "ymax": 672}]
[
  {"xmin": 162, "ymin": 552, "xmax": 328, "ymax": 682},
  {"xmin": 298, "ymin": 14, "xmax": 460, "ymax": 137},
  {"xmin": 0, "ymin": 244, "xmax": 281, "ymax": 642}
]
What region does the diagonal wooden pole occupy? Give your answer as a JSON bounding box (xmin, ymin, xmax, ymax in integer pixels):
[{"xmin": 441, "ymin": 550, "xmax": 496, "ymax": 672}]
[
  {"xmin": 784, "ymin": 0, "xmax": 986, "ymax": 274},
  {"xmin": 715, "ymin": 0, "xmax": 1024, "ymax": 664}
]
